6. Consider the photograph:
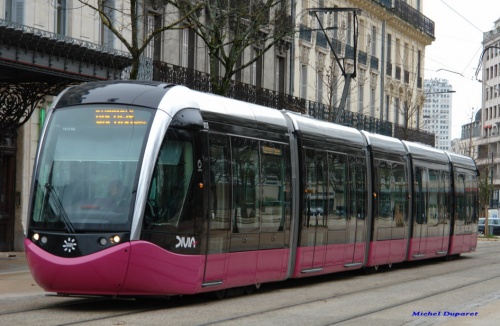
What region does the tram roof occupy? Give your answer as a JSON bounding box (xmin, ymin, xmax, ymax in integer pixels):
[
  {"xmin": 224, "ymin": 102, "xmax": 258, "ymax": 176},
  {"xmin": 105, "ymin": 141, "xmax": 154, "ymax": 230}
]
[
  {"xmin": 284, "ymin": 112, "xmax": 365, "ymax": 147},
  {"xmin": 361, "ymin": 131, "xmax": 408, "ymax": 156},
  {"xmin": 446, "ymin": 151, "xmax": 478, "ymax": 172},
  {"xmin": 189, "ymin": 88, "xmax": 289, "ymax": 133},
  {"xmin": 402, "ymin": 140, "xmax": 449, "ymax": 165},
  {"xmin": 53, "ymin": 80, "xmax": 174, "ymax": 110}
]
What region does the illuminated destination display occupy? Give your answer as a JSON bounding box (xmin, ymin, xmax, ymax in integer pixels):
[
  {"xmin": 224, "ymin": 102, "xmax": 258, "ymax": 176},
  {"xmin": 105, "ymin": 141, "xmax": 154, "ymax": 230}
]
[
  {"xmin": 95, "ymin": 109, "xmax": 147, "ymax": 125},
  {"xmin": 262, "ymin": 146, "xmax": 282, "ymax": 156}
]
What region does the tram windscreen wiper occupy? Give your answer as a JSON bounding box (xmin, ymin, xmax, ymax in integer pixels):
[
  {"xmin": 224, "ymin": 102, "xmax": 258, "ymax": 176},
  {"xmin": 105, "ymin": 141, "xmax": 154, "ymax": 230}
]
[{"xmin": 43, "ymin": 183, "xmax": 76, "ymax": 233}]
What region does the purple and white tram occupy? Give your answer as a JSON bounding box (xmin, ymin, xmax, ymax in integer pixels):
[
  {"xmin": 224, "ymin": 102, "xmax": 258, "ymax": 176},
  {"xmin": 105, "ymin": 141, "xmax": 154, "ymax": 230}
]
[{"xmin": 25, "ymin": 81, "xmax": 479, "ymax": 297}]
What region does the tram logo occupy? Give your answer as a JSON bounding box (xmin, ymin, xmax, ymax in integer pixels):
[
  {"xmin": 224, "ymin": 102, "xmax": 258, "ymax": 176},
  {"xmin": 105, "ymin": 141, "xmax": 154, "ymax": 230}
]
[
  {"xmin": 62, "ymin": 237, "xmax": 77, "ymax": 252},
  {"xmin": 175, "ymin": 236, "xmax": 197, "ymax": 249}
]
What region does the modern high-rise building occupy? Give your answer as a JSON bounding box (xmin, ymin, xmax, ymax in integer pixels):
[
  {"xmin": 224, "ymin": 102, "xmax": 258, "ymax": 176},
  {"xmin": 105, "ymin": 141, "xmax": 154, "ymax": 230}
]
[
  {"xmin": 422, "ymin": 78, "xmax": 453, "ymax": 150},
  {"xmin": 475, "ymin": 17, "xmax": 500, "ymax": 209}
]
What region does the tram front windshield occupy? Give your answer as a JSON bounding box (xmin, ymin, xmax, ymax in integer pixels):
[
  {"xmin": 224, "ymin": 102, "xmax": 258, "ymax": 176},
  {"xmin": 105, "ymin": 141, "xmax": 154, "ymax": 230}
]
[{"xmin": 30, "ymin": 105, "xmax": 153, "ymax": 233}]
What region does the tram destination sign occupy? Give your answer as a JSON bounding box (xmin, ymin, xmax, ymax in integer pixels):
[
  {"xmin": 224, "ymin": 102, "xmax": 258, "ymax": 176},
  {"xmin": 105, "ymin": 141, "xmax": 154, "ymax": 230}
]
[{"xmin": 95, "ymin": 109, "xmax": 147, "ymax": 126}]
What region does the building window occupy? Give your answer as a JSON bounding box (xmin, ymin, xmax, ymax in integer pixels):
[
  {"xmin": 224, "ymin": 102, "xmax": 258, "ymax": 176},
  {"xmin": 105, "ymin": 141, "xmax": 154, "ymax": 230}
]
[
  {"xmin": 180, "ymin": 28, "xmax": 196, "ymax": 69},
  {"xmin": 317, "ymin": 71, "xmax": 324, "ymax": 103},
  {"xmin": 251, "ymin": 48, "xmax": 263, "ymax": 87},
  {"xmin": 370, "ymin": 87, "xmax": 376, "ymax": 117},
  {"xmin": 359, "ymin": 19, "xmax": 365, "ymax": 52},
  {"xmin": 331, "ymin": 74, "xmax": 338, "ymax": 110},
  {"xmin": 6, "ymin": 0, "xmax": 24, "ymax": 24},
  {"xmin": 371, "ymin": 26, "xmax": 377, "ymax": 56},
  {"xmin": 394, "ymin": 97, "xmax": 400, "ymax": 125},
  {"xmin": 347, "ymin": 13, "xmax": 352, "ymax": 46},
  {"xmin": 275, "ymin": 56, "xmax": 286, "ymax": 93},
  {"xmin": 358, "ymin": 82, "xmax": 364, "ymax": 113},
  {"xmin": 300, "ymin": 65, "xmax": 307, "ymax": 99},
  {"xmin": 145, "ymin": 12, "xmax": 158, "ymax": 59},
  {"xmin": 387, "ymin": 33, "xmax": 392, "ymax": 64},
  {"xmin": 385, "ymin": 95, "xmax": 390, "ymax": 120},
  {"xmin": 333, "ymin": 11, "xmax": 338, "ymax": 40}
]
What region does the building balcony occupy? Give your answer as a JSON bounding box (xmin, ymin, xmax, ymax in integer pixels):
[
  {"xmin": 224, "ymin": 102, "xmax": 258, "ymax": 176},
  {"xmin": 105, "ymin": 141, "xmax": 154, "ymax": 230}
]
[
  {"xmin": 299, "ymin": 24, "xmax": 312, "ymax": 43},
  {"xmin": 370, "ymin": 56, "xmax": 379, "ymax": 70},
  {"xmin": 316, "ymin": 32, "xmax": 327, "ymax": 49},
  {"xmin": 374, "ymin": 0, "xmax": 435, "ymax": 38}
]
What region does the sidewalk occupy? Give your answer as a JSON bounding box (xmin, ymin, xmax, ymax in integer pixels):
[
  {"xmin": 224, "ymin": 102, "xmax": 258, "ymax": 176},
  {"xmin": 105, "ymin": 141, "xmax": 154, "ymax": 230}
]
[{"xmin": 0, "ymin": 251, "xmax": 43, "ymax": 297}]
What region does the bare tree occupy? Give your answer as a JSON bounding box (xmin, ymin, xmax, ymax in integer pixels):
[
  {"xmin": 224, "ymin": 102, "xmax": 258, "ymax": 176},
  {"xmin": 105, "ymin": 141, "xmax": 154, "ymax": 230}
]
[
  {"xmin": 77, "ymin": 0, "xmax": 203, "ymax": 80},
  {"xmin": 175, "ymin": 0, "xmax": 294, "ymax": 95}
]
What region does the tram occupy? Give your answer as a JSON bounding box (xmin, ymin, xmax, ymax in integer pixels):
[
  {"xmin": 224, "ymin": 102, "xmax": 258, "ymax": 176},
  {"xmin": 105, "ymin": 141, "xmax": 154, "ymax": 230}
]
[{"xmin": 25, "ymin": 81, "xmax": 479, "ymax": 297}]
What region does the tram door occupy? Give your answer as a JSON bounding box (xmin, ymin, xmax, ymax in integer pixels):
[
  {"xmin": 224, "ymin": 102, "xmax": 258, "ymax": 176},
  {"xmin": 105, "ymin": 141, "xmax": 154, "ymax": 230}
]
[
  {"xmin": 412, "ymin": 166, "xmax": 428, "ymax": 258},
  {"xmin": 302, "ymin": 149, "xmax": 327, "ymax": 270},
  {"xmin": 203, "ymin": 134, "xmax": 230, "ymax": 286},
  {"xmin": 344, "ymin": 156, "xmax": 366, "ymax": 267},
  {"xmin": 435, "ymin": 170, "xmax": 451, "ymax": 255}
]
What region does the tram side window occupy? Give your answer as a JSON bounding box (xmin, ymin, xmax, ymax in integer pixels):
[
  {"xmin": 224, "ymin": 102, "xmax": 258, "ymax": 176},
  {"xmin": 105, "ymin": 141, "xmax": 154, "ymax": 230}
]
[
  {"xmin": 232, "ymin": 137, "xmax": 260, "ymax": 232},
  {"xmin": 415, "ymin": 167, "xmax": 428, "ymax": 224},
  {"xmin": 468, "ymin": 174, "xmax": 479, "ymax": 223},
  {"xmin": 374, "ymin": 160, "xmax": 408, "ymax": 229},
  {"xmin": 455, "ymin": 173, "xmax": 466, "ymax": 222},
  {"xmin": 393, "ymin": 163, "xmax": 408, "ymax": 225},
  {"xmin": 463, "ymin": 173, "xmax": 478, "ymax": 223},
  {"xmin": 145, "ymin": 129, "xmax": 194, "ymax": 229},
  {"xmin": 327, "ymin": 152, "xmax": 348, "ymax": 230},
  {"xmin": 230, "ymin": 137, "xmax": 289, "ymax": 233},
  {"xmin": 209, "ymin": 134, "xmax": 231, "ymax": 230},
  {"xmin": 304, "ymin": 149, "xmax": 327, "ymax": 227},
  {"xmin": 427, "ymin": 169, "xmax": 440, "ymax": 225},
  {"xmin": 441, "ymin": 171, "xmax": 451, "ymax": 224},
  {"xmin": 350, "ymin": 156, "xmax": 367, "ymax": 219},
  {"xmin": 261, "ymin": 142, "xmax": 287, "ymax": 232}
]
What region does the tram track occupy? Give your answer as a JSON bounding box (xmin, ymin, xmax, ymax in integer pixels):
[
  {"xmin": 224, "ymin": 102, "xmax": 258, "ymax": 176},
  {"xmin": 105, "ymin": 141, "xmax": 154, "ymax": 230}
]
[
  {"xmin": 327, "ymin": 272, "xmax": 500, "ymax": 325},
  {"xmin": 200, "ymin": 246, "xmax": 500, "ymax": 325}
]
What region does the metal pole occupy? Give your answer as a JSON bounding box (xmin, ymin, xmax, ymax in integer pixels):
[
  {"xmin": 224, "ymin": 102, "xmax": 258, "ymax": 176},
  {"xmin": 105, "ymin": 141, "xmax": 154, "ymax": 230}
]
[{"xmin": 491, "ymin": 151, "xmax": 494, "ymax": 207}]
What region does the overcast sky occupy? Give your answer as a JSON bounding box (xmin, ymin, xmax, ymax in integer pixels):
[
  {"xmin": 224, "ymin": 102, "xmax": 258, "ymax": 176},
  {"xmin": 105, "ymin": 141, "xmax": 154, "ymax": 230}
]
[{"xmin": 422, "ymin": 0, "xmax": 500, "ymax": 139}]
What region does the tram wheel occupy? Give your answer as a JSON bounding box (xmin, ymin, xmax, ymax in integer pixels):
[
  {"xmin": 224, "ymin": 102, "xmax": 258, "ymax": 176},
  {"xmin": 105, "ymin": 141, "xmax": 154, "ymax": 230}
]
[
  {"xmin": 244, "ymin": 283, "xmax": 262, "ymax": 295},
  {"xmin": 244, "ymin": 285, "xmax": 255, "ymax": 295},
  {"xmin": 364, "ymin": 265, "xmax": 379, "ymax": 275},
  {"xmin": 213, "ymin": 289, "xmax": 226, "ymax": 300}
]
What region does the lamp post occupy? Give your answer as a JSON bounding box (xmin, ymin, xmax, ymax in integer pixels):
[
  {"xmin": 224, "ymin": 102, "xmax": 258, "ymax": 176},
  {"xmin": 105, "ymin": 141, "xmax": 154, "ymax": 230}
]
[{"xmin": 307, "ymin": 7, "xmax": 361, "ymax": 123}]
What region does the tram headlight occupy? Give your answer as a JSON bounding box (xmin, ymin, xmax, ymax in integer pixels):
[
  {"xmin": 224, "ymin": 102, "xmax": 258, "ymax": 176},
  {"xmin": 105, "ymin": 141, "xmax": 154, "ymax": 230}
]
[
  {"xmin": 99, "ymin": 237, "xmax": 108, "ymax": 246},
  {"xmin": 110, "ymin": 235, "xmax": 121, "ymax": 244},
  {"xmin": 32, "ymin": 233, "xmax": 40, "ymax": 242}
]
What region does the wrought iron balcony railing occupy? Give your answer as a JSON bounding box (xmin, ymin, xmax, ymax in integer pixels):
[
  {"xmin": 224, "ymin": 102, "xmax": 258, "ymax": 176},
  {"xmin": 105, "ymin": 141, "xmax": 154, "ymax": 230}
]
[
  {"xmin": 299, "ymin": 24, "xmax": 312, "ymax": 42},
  {"xmin": 316, "ymin": 31, "xmax": 327, "ymax": 48},
  {"xmin": 386, "ymin": 63, "xmax": 393, "ymax": 77},
  {"xmin": 404, "ymin": 70, "xmax": 410, "ymax": 84},
  {"xmin": 153, "ymin": 61, "xmax": 433, "ymax": 145},
  {"xmin": 370, "ymin": 56, "xmax": 379, "ymax": 70},
  {"xmin": 374, "ymin": 0, "xmax": 435, "ymax": 38}
]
